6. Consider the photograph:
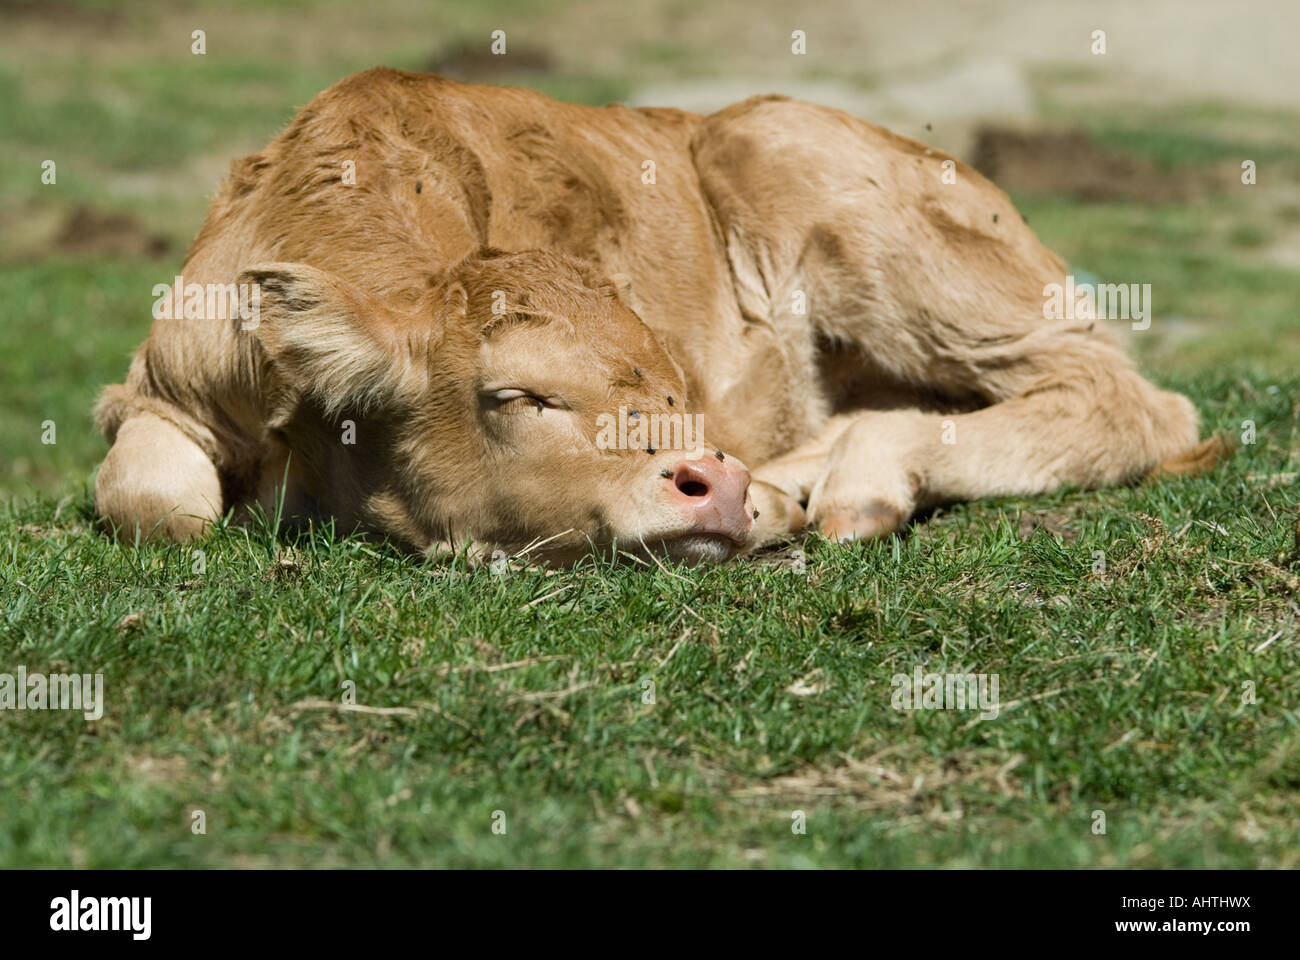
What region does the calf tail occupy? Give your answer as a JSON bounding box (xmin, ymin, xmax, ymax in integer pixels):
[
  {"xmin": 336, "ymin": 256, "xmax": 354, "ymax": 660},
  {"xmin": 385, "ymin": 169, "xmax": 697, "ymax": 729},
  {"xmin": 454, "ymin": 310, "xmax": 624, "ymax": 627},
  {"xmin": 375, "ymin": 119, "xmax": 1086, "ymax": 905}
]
[{"xmin": 1145, "ymin": 433, "xmax": 1239, "ymax": 482}]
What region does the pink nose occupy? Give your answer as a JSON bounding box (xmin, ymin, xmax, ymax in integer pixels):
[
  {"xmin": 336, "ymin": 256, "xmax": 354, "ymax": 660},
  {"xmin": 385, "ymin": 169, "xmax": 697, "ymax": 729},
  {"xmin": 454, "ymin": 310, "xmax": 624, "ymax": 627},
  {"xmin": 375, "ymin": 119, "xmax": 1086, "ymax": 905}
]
[{"xmin": 667, "ymin": 453, "xmax": 754, "ymax": 544}]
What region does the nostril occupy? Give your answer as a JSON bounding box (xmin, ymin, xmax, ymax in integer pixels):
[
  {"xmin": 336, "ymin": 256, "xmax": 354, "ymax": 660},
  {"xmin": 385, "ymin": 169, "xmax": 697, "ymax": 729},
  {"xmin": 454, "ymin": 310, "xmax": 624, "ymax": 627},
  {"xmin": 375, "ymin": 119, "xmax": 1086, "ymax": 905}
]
[{"xmin": 674, "ymin": 467, "xmax": 711, "ymax": 499}]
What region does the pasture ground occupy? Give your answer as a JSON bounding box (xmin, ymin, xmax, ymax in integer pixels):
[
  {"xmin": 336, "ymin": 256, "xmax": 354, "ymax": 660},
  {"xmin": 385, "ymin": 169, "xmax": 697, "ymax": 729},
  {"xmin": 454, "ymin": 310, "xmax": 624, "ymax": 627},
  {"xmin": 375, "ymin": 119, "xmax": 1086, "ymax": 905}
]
[{"xmin": 1, "ymin": 0, "xmax": 1297, "ymax": 867}]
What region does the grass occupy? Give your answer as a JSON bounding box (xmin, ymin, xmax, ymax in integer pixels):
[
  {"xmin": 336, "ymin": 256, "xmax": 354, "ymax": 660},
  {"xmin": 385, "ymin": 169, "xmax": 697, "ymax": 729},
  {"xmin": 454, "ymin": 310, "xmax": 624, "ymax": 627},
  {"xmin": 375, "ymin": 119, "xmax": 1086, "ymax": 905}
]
[
  {"xmin": 3, "ymin": 389, "xmax": 1298, "ymax": 867},
  {"xmin": 1, "ymin": 0, "xmax": 1298, "ymax": 868}
]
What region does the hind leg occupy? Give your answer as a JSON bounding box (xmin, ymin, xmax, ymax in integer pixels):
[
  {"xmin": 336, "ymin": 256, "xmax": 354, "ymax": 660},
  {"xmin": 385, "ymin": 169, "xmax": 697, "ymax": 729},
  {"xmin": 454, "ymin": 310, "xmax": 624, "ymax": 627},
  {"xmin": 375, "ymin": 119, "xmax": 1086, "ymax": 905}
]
[
  {"xmin": 807, "ymin": 370, "xmax": 1200, "ymax": 541},
  {"xmin": 95, "ymin": 413, "xmax": 222, "ymax": 543},
  {"xmin": 697, "ymin": 98, "xmax": 1208, "ymax": 542}
]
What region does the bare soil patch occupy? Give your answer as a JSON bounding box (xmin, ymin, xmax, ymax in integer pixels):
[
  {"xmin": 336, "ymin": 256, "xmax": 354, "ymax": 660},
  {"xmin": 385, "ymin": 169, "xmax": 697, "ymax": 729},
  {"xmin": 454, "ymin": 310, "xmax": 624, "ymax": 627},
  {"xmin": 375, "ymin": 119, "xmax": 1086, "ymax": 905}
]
[
  {"xmin": 52, "ymin": 205, "xmax": 172, "ymax": 259},
  {"xmin": 971, "ymin": 126, "xmax": 1211, "ymax": 202}
]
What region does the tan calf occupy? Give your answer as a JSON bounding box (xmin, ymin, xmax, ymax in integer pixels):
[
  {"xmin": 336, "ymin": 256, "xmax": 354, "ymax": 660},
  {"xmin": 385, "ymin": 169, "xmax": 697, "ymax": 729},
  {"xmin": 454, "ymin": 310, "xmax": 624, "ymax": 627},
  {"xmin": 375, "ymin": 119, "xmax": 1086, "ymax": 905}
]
[{"xmin": 94, "ymin": 69, "xmax": 1217, "ymax": 562}]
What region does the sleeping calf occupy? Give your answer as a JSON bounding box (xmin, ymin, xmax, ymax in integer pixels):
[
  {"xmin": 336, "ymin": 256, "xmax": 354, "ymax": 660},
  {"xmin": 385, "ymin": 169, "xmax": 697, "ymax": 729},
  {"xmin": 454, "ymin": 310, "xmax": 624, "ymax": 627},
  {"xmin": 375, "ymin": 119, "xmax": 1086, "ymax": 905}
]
[{"xmin": 94, "ymin": 69, "xmax": 1219, "ymax": 563}]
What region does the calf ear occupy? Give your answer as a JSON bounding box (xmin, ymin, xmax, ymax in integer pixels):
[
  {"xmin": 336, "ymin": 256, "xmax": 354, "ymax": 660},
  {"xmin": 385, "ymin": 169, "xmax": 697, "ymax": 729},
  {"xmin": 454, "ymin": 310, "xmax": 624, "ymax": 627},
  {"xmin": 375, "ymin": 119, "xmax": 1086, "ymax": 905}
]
[{"xmin": 238, "ymin": 263, "xmax": 433, "ymax": 419}]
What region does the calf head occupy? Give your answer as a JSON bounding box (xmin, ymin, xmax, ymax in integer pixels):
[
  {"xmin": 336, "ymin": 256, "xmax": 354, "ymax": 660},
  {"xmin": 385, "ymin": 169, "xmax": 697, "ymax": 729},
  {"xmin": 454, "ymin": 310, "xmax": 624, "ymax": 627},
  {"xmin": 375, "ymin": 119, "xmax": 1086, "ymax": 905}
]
[{"xmin": 241, "ymin": 249, "xmax": 755, "ymax": 564}]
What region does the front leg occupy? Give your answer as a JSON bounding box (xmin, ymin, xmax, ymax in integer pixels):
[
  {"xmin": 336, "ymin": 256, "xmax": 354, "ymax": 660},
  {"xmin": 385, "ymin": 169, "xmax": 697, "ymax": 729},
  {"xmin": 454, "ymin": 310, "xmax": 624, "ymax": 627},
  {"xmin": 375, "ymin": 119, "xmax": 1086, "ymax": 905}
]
[
  {"xmin": 95, "ymin": 411, "xmax": 223, "ymax": 542},
  {"xmin": 748, "ymin": 410, "xmax": 929, "ymax": 545},
  {"xmin": 746, "ymin": 413, "xmax": 864, "ymax": 547}
]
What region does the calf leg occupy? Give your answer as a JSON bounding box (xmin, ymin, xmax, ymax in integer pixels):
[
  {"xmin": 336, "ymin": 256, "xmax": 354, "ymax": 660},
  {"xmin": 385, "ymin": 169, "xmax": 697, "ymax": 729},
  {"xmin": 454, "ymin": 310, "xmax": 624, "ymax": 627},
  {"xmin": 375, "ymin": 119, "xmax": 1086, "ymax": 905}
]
[
  {"xmin": 808, "ymin": 362, "xmax": 1199, "ymax": 541},
  {"xmin": 746, "ymin": 412, "xmax": 885, "ymax": 545},
  {"xmin": 95, "ymin": 413, "xmax": 223, "ymax": 542}
]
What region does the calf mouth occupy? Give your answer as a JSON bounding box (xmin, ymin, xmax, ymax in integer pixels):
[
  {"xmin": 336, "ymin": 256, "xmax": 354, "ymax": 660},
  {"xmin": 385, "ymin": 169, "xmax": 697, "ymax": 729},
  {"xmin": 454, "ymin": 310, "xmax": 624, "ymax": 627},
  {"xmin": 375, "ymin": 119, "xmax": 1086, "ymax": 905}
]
[
  {"xmin": 649, "ymin": 531, "xmax": 746, "ymax": 565},
  {"xmin": 473, "ymin": 530, "xmax": 745, "ymax": 567}
]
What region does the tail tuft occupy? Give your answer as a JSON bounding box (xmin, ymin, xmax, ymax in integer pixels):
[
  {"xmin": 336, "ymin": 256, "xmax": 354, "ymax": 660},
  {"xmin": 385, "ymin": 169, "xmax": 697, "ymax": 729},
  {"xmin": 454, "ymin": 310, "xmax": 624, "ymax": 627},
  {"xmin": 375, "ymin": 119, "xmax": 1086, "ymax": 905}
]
[{"xmin": 1144, "ymin": 433, "xmax": 1238, "ymax": 482}]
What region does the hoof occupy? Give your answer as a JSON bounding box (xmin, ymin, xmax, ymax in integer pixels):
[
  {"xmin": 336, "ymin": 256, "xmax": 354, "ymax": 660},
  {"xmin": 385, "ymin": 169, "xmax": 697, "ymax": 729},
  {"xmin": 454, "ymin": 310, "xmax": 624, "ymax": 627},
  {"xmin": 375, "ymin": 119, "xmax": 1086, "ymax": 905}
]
[
  {"xmin": 747, "ymin": 480, "xmax": 809, "ymax": 545},
  {"xmin": 818, "ymin": 502, "xmax": 905, "ymax": 543}
]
